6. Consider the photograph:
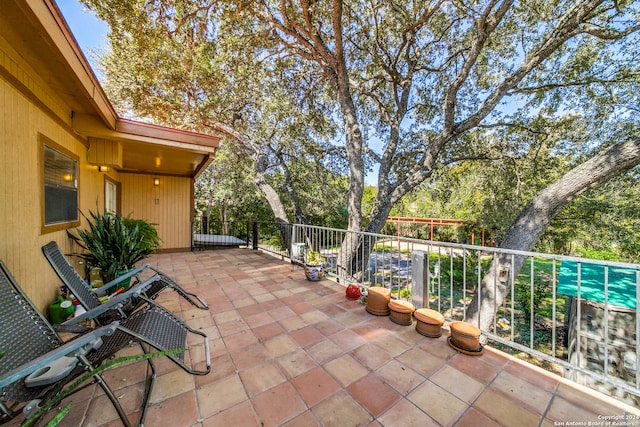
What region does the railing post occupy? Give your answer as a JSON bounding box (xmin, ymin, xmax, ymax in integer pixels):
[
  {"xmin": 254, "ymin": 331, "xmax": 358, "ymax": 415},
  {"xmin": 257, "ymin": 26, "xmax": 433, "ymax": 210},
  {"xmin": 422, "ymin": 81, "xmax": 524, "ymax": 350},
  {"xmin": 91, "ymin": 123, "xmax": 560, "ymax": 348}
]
[
  {"xmin": 412, "ymin": 250, "xmax": 428, "ymax": 309},
  {"xmin": 252, "ymin": 221, "xmax": 258, "ymax": 250}
]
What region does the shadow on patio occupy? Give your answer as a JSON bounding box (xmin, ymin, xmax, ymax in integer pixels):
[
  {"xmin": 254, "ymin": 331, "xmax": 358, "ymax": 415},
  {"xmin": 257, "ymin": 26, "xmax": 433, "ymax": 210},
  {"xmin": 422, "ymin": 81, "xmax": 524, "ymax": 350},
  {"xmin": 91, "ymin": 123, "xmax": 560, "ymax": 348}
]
[{"xmin": 13, "ymin": 249, "xmax": 640, "ymax": 426}]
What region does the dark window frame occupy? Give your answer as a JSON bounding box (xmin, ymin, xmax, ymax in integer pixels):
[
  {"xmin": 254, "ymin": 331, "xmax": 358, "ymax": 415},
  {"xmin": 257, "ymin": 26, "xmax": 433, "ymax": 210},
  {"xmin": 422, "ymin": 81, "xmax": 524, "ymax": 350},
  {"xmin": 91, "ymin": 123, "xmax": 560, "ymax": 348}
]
[{"xmin": 40, "ymin": 135, "xmax": 80, "ymax": 233}]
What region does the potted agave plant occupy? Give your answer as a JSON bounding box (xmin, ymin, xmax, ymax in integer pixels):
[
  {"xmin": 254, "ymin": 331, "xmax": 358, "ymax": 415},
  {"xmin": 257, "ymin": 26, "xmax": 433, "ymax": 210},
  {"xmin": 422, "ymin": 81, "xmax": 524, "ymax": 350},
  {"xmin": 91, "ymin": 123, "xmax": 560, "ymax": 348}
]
[
  {"xmin": 304, "ymin": 249, "xmax": 325, "ymax": 282},
  {"xmin": 67, "ymin": 211, "xmax": 160, "ymax": 290}
]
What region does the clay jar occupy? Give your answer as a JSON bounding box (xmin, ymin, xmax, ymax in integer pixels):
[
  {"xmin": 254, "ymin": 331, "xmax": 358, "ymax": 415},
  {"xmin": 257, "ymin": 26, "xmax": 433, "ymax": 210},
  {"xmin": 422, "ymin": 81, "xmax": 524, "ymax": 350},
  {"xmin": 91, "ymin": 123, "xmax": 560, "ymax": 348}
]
[
  {"xmin": 388, "ymin": 299, "xmax": 415, "ymax": 325},
  {"xmin": 449, "ymin": 321, "xmax": 482, "ymax": 353},
  {"xmin": 414, "ymin": 308, "xmax": 445, "ymax": 337},
  {"xmin": 365, "ymin": 287, "xmax": 391, "ymax": 316}
]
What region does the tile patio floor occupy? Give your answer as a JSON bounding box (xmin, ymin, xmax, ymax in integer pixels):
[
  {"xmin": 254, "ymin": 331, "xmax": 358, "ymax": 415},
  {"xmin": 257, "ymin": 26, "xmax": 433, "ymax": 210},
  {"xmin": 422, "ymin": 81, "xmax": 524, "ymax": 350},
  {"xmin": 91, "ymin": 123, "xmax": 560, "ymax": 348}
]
[{"xmin": 14, "ymin": 248, "xmax": 640, "ymax": 426}]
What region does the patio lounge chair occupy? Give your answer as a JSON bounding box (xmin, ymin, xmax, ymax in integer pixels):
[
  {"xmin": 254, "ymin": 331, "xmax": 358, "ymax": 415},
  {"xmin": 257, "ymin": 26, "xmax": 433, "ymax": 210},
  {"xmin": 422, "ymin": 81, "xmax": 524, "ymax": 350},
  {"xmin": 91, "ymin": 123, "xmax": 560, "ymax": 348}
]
[
  {"xmin": 42, "ymin": 241, "xmax": 208, "ymax": 317},
  {"xmin": 0, "ymin": 259, "xmax": 210, "ymax": 426},
  {"xmin": 0, "ymin": 260, "xmax": 126, "ymax": 425}
]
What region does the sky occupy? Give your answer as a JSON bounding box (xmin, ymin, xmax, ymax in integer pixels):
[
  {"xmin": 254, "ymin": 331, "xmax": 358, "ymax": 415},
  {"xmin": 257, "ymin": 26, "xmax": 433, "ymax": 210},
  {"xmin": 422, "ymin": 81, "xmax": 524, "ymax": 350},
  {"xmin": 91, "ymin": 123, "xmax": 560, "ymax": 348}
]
[{"xmin": 56, "ymin": 0, "xmax": 109, "ymax": 70}]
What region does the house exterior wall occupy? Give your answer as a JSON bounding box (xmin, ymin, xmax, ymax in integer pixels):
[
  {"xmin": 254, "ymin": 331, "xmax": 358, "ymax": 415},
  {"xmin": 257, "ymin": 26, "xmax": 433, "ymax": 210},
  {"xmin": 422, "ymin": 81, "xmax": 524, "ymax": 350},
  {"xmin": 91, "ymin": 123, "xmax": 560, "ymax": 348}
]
[
  {"xmin": 0, "ymin": 38, "xmax": 106, "ymax": 311},
  {"xmin": 120, "ymin": 173, "xmax": 193, "ymax": 251}
]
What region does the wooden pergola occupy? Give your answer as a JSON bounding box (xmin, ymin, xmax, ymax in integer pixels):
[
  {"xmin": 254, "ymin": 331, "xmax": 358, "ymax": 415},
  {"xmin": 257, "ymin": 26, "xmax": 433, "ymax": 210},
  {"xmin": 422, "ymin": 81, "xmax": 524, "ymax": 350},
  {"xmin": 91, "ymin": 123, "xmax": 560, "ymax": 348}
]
[{"xmin": 386, "ymin": 216, "xmax": 489, "ymax": 246}]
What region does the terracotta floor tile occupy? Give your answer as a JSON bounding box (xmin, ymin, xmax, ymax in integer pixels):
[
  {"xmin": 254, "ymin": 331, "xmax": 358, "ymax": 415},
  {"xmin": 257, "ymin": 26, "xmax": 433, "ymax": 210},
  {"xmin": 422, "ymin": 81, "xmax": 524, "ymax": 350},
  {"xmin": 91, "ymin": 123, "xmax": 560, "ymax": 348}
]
[
  {"xmin": 504, "ymin": 357, "xmax": 560, "ymax": 393},
  {"xmin": 244, "ymin": 311, "xmax": 274, "ymax": 328},
  {"xmin": 351, "ymin": 323, "xmax": 390, "ymax": 341},
  {"xmin": 290, "ymin": 325, "xmax": 325, "ymax": 347},
  {"xmin": 253, "ymin": 322, "xmax": 286, "ymax": 341},
  {"xmin": 50, "ymin": 250, "xmax": 637, "ymax": 426},
  {"xmin": 214, "ymin": 309, "xmax": 242, "ymax": 324},
  {"xmin": 268, "ymin": 305, "xmax": 297, "ymax": 321},
  {"xmin": 376, "ymin": 359, "xmax": 424, "ymax": 395},
  {"xmin": 544, "ymin": 395, "xmax": 603, "ymax": 424},
  {"xmin": 324, "ymin": 354, "xmax": 369, "ymax": 387},
  {"xmin": 418, "ymin": 335, "xmax": 457, "ymax": 361},
  {"xmin": 396, "ymin": 347, "xmax": 444, "ymax": 378},
  {"xmin": 196, "ymin": 375, "xmax": 248, "ymax": 419},
  {"xmin": 429, "ymin": 365, "xmax": 485, "ymax": 404},
  {"xmin": 335, "ymin": 310, "xmax": 371, "ymax": 327},
  {"xmin": 347, "ymin": 373, "xmax": 402, "ymax": 417},
  {"xmin": 407, "ymin": 380, "xmax": 468, "ymax": 426},
  {"xmin": 330, "ymin": 328, "xmax": 368, "ymax": 353},
  {"xmin": 288, "ymin": 302, "xmax": 315, "ymax": 316},
  {"xmin": 554, "ymin": 382, "xmax": 632, "ymax": 416},
  {"xmin": 300, "ymin": 309, "xmax": 330, "ymax": 325},
  {"xmin": 377, "ymin": 398, "xmax": 439, "ymax": 427},
  {"xmin": 145, "ymin": 390, "xmax": 199, "ymax": 427},
  {"xmin": 149, "ymin": 368, "xmax": 196, "ymax": 405},
  {"xmin": 218, "ymin": 318, "xmax": 250, "ymax": 337},
  {"xmin": 280, "ymin": 410, "xmax": 321, "ymax": 427},
  {"xmin": 311, "ymin": 391, "xmax": 373, "ymax": 427},
  {"xmin": 390, "ymin": 326, "xmax": 424, "ymax": 346},
  {"xmin": 252, "ymin": 382, "xmax": 307, "ymax": 427},
  {"xmin": 196, "ymin": 353, "xmax": 236, "ymax": 387},
  {"xmin": 291, "ymin": 366, "xmax": 341, "ymax": 406},
  {"xmin": 490, "ymin": 369, "xmax": 553, "ymax": 414},
  {"xmin": 223, "ymin": 330, "xmax": 258, "ymax": 352},
  {"xmin": 306, "ymin": 339, "xmax": 344, "ymax": 364},
  {"xmin": 473, "ymin": 388, "xmax": 541, "ymax": 427},
  {"xmin": 373, "ymin": 333, "xmax": 410, "ymax": 357},
  {"xmin": 351, "ymin": 343, "xmax": 393, "ymax": 371},
  {"xmin": 447, "ymin": 353, "xmax": 502, "ymax": 385},
  {"xmin": 314, "ymin": 319, "xmax": 345, "ymax": 336},
  {"xmin": 277, "ymin": 348, "xmax": 318, "ymax": 378},
  {"xmin": 240, "ymin": 361, "xmax": 287, "ymax": 397},
  {"xmin": 202, "ymin": 400, "xmax": 261, "ymax": 427},
  {"xmin": 264, "ymin": 334, "xmax": 300, "ymax": 358},
  {"xmin": 279, "ymin": 315, "xmax": 308, "ymax": 332},
  {"xmin": 229, "ymin": 342, "xmax": 271, "ymax": 370},
  {"xmin": 454, "ymin": 407, "xmax": 502, "ymax": 427}
]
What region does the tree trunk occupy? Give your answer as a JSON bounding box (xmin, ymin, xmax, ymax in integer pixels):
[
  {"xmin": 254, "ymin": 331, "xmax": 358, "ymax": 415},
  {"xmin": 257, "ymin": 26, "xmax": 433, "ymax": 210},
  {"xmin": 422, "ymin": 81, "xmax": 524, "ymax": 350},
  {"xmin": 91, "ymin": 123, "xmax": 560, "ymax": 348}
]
[
  {"xmin": 465, "ymin": 136, "xmax": 640, "ymax": 331},
  {"xmin": 205, "ymin": 120, "xmax": 294, "ymax": 250}
]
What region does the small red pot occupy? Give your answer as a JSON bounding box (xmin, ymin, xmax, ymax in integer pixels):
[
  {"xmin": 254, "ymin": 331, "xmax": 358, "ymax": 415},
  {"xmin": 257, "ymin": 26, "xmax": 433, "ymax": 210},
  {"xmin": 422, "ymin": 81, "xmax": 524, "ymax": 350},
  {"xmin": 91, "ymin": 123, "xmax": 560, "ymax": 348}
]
[{"xmin": 346, "ymin": 283, "xmax": 361, "ymax": 300}]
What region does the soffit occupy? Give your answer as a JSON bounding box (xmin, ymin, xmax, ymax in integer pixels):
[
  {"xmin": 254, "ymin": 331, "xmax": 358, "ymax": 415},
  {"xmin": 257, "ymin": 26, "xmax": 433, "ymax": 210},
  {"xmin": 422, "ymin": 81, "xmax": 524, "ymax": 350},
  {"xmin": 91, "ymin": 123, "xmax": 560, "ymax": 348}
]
[{"xmin": 2, "ymin": 0, "xmax": 219, "ymax": 178}]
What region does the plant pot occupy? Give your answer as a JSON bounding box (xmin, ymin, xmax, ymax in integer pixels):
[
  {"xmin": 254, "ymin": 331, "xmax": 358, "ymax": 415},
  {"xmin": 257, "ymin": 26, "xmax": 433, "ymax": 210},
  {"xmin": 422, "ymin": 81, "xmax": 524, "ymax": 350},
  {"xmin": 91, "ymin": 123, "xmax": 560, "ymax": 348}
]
[
  {"xmin": 365, "ymin": 287, "xmax": 391, "ymax": 316},
  {"xmin": 305, "ymin": 263, "xmax": 325, "ymax": 281},
  {"xmin": 388, "ymin": 300, "xmax": 415, "ymax": 325},
  {"xmin": 449, "ymin": 321, "xmax": 483, "ymax": 354},
  {"xmin": 414, "ymin": 308, "xmax": 444, "ymax": 337},
  {"xmin": 116, "ymin": 268, "xmax": 132, "ymax": 291}
]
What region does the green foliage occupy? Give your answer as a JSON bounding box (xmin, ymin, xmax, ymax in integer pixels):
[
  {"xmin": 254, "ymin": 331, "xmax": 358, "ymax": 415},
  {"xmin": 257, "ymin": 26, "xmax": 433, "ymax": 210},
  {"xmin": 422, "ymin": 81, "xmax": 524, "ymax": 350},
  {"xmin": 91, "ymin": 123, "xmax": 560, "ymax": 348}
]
[
  {"xmin": 22, "ymin": 348, "xmax": 184, "ymax": 427},
  {"xmin": 122, "ymin": 216, "xmax": 161, "ymax": 253},
  {"xmin": 67, "ymin": 211, "xmax": 158, "ymax": 282},
  {"xmin": 306, "ymin": 249, "xmax": 325, "ymax": 265},
  {"xmin": 83, "ymin": 0, "xmax": 640, "ymax": 265}
]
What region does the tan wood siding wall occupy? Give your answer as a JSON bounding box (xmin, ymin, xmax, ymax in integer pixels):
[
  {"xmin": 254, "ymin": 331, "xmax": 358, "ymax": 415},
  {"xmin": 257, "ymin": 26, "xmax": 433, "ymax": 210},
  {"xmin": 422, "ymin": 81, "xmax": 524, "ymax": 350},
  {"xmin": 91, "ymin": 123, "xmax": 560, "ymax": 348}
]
[
  {"xmin": 120, "ymin": 174, "xmax": 193, "ymax": 251},
  {"xmin": 0, "ymin": 41, "xmax": 107, "ymax": 311}
]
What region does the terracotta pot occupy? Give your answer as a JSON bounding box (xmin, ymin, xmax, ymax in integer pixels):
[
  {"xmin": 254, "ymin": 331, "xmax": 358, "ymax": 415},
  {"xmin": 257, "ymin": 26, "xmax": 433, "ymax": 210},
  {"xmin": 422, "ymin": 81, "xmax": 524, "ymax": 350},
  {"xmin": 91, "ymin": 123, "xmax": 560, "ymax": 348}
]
[
  {"xmin": 449, "ymin": 321, "xmax": 482, "ymax": 351},
  {"xmin": 414, "ymin": 308, "xmax": 444, "ymax": 337},
  {"xmin": 388, "ymin": 299, "xmax": 415, "ymax": 325},
  {"xmin": 366, "ymin": 287, "xmax": 391, "ymax": 316},
  {"xmin": 346, "ymin": 283, "xmax": 361, "ymax": 300}
]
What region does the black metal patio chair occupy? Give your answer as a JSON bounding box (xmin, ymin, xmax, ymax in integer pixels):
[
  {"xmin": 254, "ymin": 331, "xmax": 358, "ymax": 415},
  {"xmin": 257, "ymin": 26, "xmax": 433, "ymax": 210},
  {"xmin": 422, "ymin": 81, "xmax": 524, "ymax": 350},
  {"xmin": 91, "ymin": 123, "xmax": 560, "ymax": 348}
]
[
  {"xmin": 42, "ymin": 241, "xmax": 208, "ymax": 318},
  {"xmin": 0, "ymin": 259, "xmax": 210, "ymax": 426}
]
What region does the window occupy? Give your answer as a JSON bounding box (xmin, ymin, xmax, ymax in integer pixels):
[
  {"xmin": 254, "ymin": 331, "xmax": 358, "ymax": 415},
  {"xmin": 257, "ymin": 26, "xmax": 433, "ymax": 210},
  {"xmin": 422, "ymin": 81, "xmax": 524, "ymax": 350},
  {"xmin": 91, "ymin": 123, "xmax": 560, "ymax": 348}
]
[{"xmin": 41, "ymin": 137, "xmax": 79, "ymax": 231}]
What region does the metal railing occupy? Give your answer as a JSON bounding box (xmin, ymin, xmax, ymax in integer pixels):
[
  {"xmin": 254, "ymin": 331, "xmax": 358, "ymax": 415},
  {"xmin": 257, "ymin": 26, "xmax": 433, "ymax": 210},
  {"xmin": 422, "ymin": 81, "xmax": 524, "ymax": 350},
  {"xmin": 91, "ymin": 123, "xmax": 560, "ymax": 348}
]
[
  {"xmin": 191, "ymin": 218, "xmax": 250, "ymax": 250},
  {"xmin": 282, "ymin": 223, "xmax": 639, "ymax": 404}
]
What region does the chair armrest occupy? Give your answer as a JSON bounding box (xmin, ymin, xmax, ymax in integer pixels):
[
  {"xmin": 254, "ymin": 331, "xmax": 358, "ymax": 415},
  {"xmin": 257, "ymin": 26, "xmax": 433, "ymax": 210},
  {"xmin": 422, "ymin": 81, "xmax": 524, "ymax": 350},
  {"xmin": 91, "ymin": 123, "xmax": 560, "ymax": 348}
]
[
  {"xmin": 62, "ymin": 276, "xmax": 157, "ymax": 325},
  {"xmin": 0, "ymin": 322, "xmax": 119, "ymax": 389},
  {"xmin": 92, "ymin": 264, "xmax": 153, "ymax": 295}
]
